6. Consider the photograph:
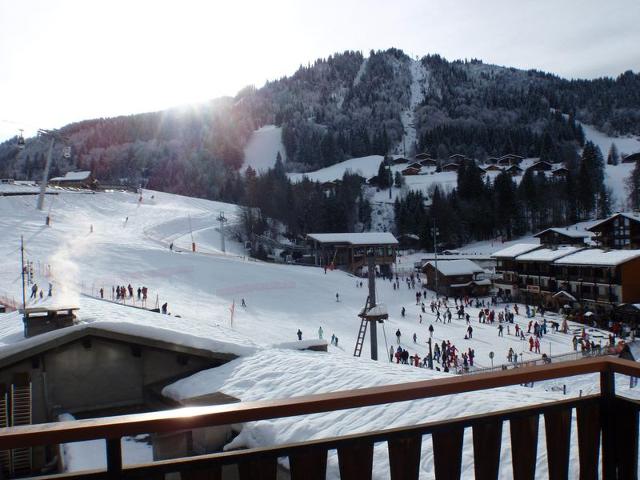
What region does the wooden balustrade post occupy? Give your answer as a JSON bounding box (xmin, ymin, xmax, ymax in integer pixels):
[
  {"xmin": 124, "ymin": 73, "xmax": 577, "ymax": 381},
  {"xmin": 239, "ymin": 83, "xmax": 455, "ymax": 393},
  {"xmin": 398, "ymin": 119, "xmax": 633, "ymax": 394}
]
[
  {"xmin": 600, "ymin": 368, "xmax": 615, "ymax": 479},
  {"xmin": 106, "ymin": 438, "xmax": 122, "ymax": 480}
]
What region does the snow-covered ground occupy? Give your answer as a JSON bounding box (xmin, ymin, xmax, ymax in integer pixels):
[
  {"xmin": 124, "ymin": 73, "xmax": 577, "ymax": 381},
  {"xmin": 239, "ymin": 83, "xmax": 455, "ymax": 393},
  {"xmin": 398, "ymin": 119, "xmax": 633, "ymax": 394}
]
[
  {"xmin": 242, "ymin": 124, "xmax": 286, "ymax": 173},
  {"xmin": 0, "ymin": 188, "xmax": 633, "ymax": 478}
]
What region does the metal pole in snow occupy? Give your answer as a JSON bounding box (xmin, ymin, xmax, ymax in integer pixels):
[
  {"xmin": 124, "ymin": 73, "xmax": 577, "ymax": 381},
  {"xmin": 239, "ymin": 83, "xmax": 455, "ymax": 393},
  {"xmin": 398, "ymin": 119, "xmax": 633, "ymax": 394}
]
[
  {"xmin": 20, "ymin": 236, "xmax": 26, "ymax": 321},
  {"xmin": 37, "ymin": 137, "xmax": 55, "ymax": 211},
  {"xmin": 367, "ymin": 251, "xmax": 378, "ymax": 361}
]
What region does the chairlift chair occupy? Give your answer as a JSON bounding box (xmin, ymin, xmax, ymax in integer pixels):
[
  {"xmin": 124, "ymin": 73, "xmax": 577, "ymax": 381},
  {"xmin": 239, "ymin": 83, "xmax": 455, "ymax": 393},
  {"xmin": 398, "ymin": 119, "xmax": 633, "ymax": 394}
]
[
  {"xmin": 62, "ymin": 146, "xmax": 71, "ymax": 159},
  {"xmin": 17, "ymin": 130, "xmax": 25, "ymax": 149}
]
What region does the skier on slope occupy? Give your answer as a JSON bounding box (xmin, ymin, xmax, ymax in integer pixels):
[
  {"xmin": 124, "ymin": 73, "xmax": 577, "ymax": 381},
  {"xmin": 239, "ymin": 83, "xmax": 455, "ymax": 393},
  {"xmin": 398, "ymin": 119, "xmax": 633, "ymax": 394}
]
[
  {"xmin": 318, "ymin": 326, "xmax": 323, "ymax": 339},
  {"xmin": 297, "ymin": 329, "xmax": 303, "ymax": 341},
  {"xmin": 396, "ymin": 329, "xmax": 402, "ymax": 344}
]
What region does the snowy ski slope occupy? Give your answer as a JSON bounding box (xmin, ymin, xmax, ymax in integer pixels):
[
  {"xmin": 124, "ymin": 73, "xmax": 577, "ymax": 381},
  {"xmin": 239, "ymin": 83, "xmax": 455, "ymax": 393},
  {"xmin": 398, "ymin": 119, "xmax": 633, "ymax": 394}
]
[{"xmin": 0, "ymin": 187, "xmax": 633, "ymax": 478}]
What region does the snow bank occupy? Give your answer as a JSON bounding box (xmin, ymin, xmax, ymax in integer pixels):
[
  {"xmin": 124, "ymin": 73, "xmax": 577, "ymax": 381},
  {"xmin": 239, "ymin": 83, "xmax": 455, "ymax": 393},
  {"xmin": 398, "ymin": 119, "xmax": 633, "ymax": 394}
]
[
  {"xmin": 163, "ymin": 349, "xmax": 572, "ymax": 479},
  {"xmin": 59, "ymin": 413, "xmax": 152, "ymax": 471}
]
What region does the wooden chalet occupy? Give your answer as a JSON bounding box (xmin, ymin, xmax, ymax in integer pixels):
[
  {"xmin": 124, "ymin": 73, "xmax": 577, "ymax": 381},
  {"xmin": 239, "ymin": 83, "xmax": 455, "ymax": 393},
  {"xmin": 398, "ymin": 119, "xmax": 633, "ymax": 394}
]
[
  {"xmin": 414, "ymin": 152, "xmax": 431, "ymax": 160},
  {"xmin": 485, "ymin": 157, "xmax": 499, "ymax": 164},
  {"xmin": 419, "ymin": 159, "xmax": 437, "ymax": 168},
  {"xmin": 441, "ymin": 163, "xmax": 459, "ymax": 172},
  {"xmin": 588, "ymin": 212, "xmax": 640, "ymax": 249},
  {"xmin": 402, "ymin": 166, "xmax": 421, "ymax": 176},
  {"xmin": 497, "ymin": 154, "xmax": 523, "ymax": 166},
  {"xmin": 449, "ymin": 153, "xmax": 468, "ymax": 163},
  {"xmin": 505, "ymin": 165, "xmax": 523, "ymax": 176},
  {"xmin": 484, "ymin": 164, "xmax": 503, "ymax": 172},
  {"xmin": 621, "ymin": 152, "xmax": 640, "ymax": 163},
  {"xmin": 307, "ymin": 232, "xmax": 398, "ymax": 274},
  {"xmin": 392, "ymin": 157, "xmax": 409, "ymax": 165},
  {"xmin": 552, "ymin": 166, "xmax": 569, "ymax": 177},
  {"xmin": 407, "ymin": 162, "xmax": 422, "ymax": 170},
  {"xmin": 534, "ymin": 227, "xmax": 591, "ymax": 247},
  {"xmin": 526, "ymin": 161, "xmax": 553, "ymax": 173},
  {"xmin": 49, "ymin": 171, "xmax": 96, "ymax": 188},
  {"xmin": 422, "ymin": 259, "xmax": 490, "ymax": 297}
]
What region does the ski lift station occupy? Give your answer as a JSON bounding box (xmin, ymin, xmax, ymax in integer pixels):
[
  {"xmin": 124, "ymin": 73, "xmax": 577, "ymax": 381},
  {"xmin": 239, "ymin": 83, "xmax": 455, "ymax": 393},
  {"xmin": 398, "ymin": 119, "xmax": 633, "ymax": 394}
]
[{"xmin": 306, "ymin": 232, "xmax": 398, "ymax": 275}]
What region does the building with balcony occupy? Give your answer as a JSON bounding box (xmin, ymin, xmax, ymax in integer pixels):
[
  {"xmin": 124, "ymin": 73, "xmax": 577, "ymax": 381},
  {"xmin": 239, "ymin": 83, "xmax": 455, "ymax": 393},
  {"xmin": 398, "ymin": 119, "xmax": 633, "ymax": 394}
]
[
  {"xmin": 492, "ymin": 243, "xmax": 640, "ymax": 317},
  {"xmin": 307, "ymin": 232, "xmax": 398, "ymax": 275},
  {"xmin": 587, "ymin": 212, "xmax": 640, "ymax": 249},
  {"xmin": 422, "ymin": 259, "xmax": 491, "ymax": 297},
  {"xmin": 492, "ymin": 243, "xmax": 541, "ymax": 299},
  {"xmin": 512, "ymin": 246, "xmax": 584, "ymax": 307},
  {"xmin": 533, "ymin": 227, "xmax": 592, "ymax": 247}
]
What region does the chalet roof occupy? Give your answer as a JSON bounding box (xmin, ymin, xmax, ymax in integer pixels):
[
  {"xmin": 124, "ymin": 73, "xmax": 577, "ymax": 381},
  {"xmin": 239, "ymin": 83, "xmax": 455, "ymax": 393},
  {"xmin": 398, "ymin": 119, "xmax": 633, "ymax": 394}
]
[
  {"xmin": 441, "ymin": 163, "xmax": 459, "ymax": 169},
  {"xmin": 50, "ymin": 171, "xmax": 92, "ymax": 182},
  {"xmin": 491, "ymin": 243, "xmax": 541, "ymax": 259},
  {"xmin": 587, "ymin": 212, "xmax": 640, "ymax": 232},
  {"xmin": 554, "ymin": 249, "xmax": 640, "ymax": 267},
  {"xmin": 414, "ymin": 153, "xmax": 431, "ymax": 159},
  {"xmin": 526, "ymin": 161, "xmax": 553, "ymax": 170},
  {"xmin": 622, "ymin": 152, "xmax": 640, "ymax": 163},
  {"xmin": 450, "ymin": 278, "xmax": 491, "ymax": 288},
  {"xmin": 516, "ymin": 246, "xmax": 583, "ymax": 262},
  {"xmin": 307, "ymin": 232, "xmax": 398, "ymax": 246},
  {"xmin": 552, "ymin": 167, "xmax": 569, "ymax": 173},
  {"xmin": 449, "ymin": 154, "xmax": 468, "ymax": 159},
  {"xmin": 408, "ymin": 162, "xmax": 422, "ymax": 169},
  {"xmin": 533, "ymin": 228, "xmax": 591, "ymax": 240},
  {"xmin": 425, "ymin": 259, "xmax": 484, "ymax": 276},
  {"xmin": 0, "ymin": 322, "xmax": 246, "ymax": 371}
]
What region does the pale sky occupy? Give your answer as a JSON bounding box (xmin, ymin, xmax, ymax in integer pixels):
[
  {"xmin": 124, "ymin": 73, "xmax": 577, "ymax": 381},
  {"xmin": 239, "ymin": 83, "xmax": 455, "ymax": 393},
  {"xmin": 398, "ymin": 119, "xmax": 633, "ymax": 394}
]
[{"xmin": 1, "ymin": 0, "xmax": 639, "ymax": 141}]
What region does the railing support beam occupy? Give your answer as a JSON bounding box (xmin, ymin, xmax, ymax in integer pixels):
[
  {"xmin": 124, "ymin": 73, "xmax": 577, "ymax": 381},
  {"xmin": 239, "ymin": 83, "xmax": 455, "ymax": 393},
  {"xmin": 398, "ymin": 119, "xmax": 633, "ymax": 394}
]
[
  {"xmin": 105, "ymin": 438, "xmax": 122, "ymax": 480},
  {"xmin": 600, "ymin": 368, "xmax": 615, "ymax": 479}
]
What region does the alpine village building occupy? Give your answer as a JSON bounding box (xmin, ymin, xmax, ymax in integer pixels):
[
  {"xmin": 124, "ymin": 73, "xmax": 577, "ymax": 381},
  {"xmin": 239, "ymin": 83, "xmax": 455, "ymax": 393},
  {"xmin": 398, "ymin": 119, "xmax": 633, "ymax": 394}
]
[{"xmin": 492, "ymin": 213, "xmax": 640, "ymax": 327}]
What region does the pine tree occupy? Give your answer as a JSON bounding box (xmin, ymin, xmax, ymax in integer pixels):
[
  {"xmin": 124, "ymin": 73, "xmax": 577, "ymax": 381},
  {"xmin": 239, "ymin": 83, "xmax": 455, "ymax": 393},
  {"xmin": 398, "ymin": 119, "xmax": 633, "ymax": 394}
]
[
  {"xmin": 607, "ymin": 143, "xmax": 619, "ymax": 166},
  {"xmin": 377, "ymin": 160, "xmax": 391, "ymax": 189},
  {"xmin": 627, "ymin": 160, "xmax": 640, "ymax": 210}
]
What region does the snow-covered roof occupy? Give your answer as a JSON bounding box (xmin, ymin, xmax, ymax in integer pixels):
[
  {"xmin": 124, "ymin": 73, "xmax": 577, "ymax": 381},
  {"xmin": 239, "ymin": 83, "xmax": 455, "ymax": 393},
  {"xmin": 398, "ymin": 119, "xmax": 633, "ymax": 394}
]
[
  {"xmin": 50, "ymin": 171, "xmax": 92, "ymax": 182},
  {"xmin": 588, "ymin": 212, "xmax": 640, "ymax": 231},
  {"xmin": 491, "ymin": 243, "xmax": 541, "ymax": 258},
  {"xmin": 0, "ymin": 298, "xmax": 259, "ymax": 362},
  {"xmin": 161, "ymin": 349, "xmax": 569, "ymax": 479},
  {"xmin": 554, "ymin": 249, "xmax": 640, "ymax": 266},
  {"xmin": 534, "ymin": 228, "xmax": 592, "ymax": 239},
  {"xmin": 516, "ymin": 246, "xmax": 583, "ymax": 262},
  {"xmin": 425, "ymin": 259, "xmax": 484, "ymax": 276},
  {"xmin": 307, "ymin": 232, "xmax": 398, "ymax": 245}
]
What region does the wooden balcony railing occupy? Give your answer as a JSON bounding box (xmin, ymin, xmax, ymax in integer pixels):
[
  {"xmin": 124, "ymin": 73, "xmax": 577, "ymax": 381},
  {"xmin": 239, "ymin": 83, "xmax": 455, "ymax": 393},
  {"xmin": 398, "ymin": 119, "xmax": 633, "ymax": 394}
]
[{"xmin": 0, "ymin": 357, "xmax": 638, "ymax": 479}]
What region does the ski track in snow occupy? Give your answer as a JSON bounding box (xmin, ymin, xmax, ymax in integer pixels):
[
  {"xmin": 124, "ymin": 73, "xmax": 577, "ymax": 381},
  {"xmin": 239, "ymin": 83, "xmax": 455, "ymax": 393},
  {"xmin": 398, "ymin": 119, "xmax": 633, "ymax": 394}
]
[
  {"xmin": 397, "ymin": 59, "xmax": 427, "ymax": 156},
  {"xmin": 353, "ymin": 57, "xmax": 368, "ymax": 87}
]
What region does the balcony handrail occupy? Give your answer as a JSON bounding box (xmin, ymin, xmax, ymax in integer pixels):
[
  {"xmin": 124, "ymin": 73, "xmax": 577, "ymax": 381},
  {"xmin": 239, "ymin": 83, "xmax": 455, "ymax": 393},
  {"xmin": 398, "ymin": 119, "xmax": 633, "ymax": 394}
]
[{"xmin": 0, "ymin": 356, "xmax": 637, "ymax": 451}]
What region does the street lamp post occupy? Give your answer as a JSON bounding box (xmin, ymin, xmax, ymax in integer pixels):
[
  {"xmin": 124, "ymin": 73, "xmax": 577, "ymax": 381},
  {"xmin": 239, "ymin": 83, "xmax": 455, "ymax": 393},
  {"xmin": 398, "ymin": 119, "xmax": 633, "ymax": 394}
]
[{"xmin": 432, "ymin": 219, "xmax": 439, "ymax": 298}]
